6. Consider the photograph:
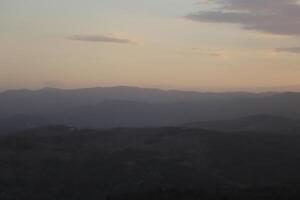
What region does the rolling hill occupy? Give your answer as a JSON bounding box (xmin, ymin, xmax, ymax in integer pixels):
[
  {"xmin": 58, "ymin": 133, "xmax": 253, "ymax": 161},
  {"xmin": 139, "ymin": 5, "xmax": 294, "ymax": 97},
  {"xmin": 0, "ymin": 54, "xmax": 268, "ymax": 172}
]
[
  {"xmin": 181, "ymin": 114, "xmax": 300, "ymax": 132},
  {"xmin": 1, "ymin": 126, "xmax": 300, "ymax": 199}
]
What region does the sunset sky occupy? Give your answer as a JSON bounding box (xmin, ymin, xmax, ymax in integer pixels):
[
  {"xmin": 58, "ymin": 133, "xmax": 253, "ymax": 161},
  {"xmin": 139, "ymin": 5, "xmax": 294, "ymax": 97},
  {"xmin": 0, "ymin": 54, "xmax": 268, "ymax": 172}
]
[{"xmin": 1, "ymin": 0, "xmax": 300, "ymax": 91}]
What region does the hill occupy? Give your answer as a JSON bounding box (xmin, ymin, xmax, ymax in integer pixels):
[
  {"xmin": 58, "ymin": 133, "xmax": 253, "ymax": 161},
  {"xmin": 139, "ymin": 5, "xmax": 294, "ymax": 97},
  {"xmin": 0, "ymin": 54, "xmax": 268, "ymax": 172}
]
[
  {"xmin": 1, "ymin": 126, "xmax": 300, "ymax": 199},
  {"xmin": 181, "ymin": 114, "xmax": 300, "ymax": 132},
  {"xmin": 0, "ymin": 86, "xmax": 262, "ymax": 119},
  {"xmin": 1, "ymin": 87, "xmax": 300, "ymax": 131}
]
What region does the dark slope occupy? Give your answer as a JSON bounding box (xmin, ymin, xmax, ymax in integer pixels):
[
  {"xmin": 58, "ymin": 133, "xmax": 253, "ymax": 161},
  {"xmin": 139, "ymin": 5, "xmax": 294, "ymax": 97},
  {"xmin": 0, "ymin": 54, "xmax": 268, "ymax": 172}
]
[
  {"xmin": 182, "ymin": 114, "xmax": 300, "ymax": 132},
  {"xmin": 1, "ymin": 126, "xmax": 300, "ymax": 199},
  {"xmin": 0, "ymin": 114, "xmax": 58, "ymax": 134}
]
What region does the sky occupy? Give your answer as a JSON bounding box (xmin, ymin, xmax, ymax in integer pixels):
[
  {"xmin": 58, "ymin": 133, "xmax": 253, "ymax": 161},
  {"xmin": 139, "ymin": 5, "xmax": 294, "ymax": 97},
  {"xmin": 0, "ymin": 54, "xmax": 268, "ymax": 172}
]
[{"xmin": 1, "ymin": 0, "xmax": 300, "ymax": 92}]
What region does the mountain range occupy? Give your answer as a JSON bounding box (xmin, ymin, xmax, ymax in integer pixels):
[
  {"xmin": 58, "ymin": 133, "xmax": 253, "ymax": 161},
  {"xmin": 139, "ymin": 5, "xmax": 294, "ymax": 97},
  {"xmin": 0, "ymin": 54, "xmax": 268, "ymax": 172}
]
[
  {"xmin": 2, "ymin": 86, "xmax": 300, "ymax": 199},
  {"xmin": 1, "ymin": 86, "xmax": 300, "ymax": 132}
]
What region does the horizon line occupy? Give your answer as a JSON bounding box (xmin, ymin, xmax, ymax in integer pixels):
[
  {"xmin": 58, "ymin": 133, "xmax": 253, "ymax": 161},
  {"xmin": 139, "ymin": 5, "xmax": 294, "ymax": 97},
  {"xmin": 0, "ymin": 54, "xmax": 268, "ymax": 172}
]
[{"xmin": 1, "ymin": 85, "xmax": 300, "ymax": 95}]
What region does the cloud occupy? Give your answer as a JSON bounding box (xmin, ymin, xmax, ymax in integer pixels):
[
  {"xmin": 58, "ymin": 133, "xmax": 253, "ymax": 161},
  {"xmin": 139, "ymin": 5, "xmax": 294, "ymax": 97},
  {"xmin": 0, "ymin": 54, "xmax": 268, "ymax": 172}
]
[
  {"xmin": 207, "ymin": 52, "xmax": 222, "ymax": 57},
  {"xmin": 188, "ymin": 48, "xmax": 222, "ymax": 57},
  {"xmin": 68, "ymin": 33, "xmax": 138, "ymax": 45},
  {"xmin": 275, "ymin": 47, "xmax": 300, "ymax": 53},
  {"xmin": 185, "ymin": 0, "xmax": 300, "ymax": 36}
]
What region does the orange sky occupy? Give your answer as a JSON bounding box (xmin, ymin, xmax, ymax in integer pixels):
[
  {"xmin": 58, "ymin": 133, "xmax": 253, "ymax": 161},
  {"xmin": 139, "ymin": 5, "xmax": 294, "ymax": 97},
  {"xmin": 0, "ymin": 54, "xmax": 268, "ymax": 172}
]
[{"xmin": 1, "ymin": 0, "xmax": 300, "ymax": 92}]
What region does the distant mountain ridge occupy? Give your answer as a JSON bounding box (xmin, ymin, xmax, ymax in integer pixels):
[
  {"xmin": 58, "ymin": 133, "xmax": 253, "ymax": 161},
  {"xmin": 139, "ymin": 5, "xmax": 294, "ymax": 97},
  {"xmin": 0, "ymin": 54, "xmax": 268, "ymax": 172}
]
[
  {"xmin": 0, "ymin": 86, "xmax": 300, "ymax": 132},
  {"xmin": 0, "ymin": 86, "xmax": 267, "ymax": 119}
]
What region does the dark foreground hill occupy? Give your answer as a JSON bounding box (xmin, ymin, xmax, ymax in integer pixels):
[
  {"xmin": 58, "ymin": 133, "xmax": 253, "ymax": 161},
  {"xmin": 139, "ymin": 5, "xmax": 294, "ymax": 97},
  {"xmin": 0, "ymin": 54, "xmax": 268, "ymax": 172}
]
[{"xmin": 1, "ymin": 126, "xmax": 300, "ymax": 199}]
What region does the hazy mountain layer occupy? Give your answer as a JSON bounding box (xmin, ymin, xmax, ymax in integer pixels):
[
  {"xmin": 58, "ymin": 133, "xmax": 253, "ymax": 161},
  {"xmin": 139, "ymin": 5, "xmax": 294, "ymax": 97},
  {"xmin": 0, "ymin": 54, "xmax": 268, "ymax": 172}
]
[
  {"xmin": 0, "ymin": 87, "xmax": 300, "ymax": 131},
  {"xmin": 181, "ymin": 114, "xmax": 300, "ymax": 132}
]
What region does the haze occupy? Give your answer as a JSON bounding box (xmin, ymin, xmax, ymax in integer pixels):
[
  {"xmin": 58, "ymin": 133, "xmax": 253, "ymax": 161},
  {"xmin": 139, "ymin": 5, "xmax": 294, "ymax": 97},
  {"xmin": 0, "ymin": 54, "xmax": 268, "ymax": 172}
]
[{"xmin": 1, "ymin": 0, "xmax": 300, "ymax": 92}]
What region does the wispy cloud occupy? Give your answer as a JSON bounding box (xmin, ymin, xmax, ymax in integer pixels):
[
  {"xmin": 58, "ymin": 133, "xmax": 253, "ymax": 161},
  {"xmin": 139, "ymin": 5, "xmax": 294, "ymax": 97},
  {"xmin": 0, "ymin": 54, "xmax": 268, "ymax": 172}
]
[
  {"xmin": 275, "ymin": 47, "xmax": 300, "ymax": 54},
  {"xmin": 207, "ymin": 52, "xmax": 222, "ymax": 57},
  {"xmin": 188, "ymin": 48, "xmax": 223, "ymax": 57},
  {"xmin": 68, "ymin": 33, "xmax": 139, "ymax": 45},
  {"xmin": 185, "ymin": 0, "xmax": 300, "ymax": 36}
]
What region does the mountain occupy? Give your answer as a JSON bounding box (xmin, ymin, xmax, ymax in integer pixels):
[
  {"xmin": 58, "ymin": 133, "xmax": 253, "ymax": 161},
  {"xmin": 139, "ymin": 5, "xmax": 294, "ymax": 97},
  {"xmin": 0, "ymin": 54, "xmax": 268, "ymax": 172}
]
[
  {"xmin": 181, "ymin": 114, "xmax": 300, "ymax": 132},
  {"xmin": 0, "ymin": 86, "xmax": 268, "ymax": 119},
  {"xmin": 0, "ymin": 114, "xmax": 56, "ymax": 134},
  {"xmin": 1, "ymin": 126, "xmax": 300, "ymax": 199},
  {"xmin": 1, "ymin": 86, "xmax": 300, "ymax": 132}
]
